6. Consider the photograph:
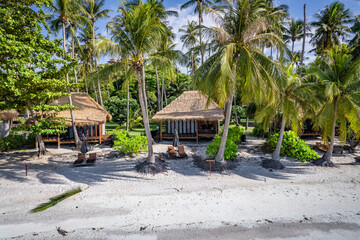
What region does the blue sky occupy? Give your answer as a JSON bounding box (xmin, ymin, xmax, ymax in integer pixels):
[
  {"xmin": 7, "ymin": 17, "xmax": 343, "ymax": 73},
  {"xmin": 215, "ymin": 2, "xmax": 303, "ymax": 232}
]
[{"xmin": 64, "ymin": 0, "xmax": 360, "ymax": 71}]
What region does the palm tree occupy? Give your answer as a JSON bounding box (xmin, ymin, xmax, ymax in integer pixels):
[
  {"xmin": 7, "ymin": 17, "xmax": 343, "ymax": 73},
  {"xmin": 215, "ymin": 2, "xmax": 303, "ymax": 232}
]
[
  {"xmin": 180, "ymin": 0, "xmax": 217, "ymax": 64},
  {"xmin": 106, "ymin": 3, "xmax": 166, "ymax": 170},
  {"xmin": 195, "ymin": 0, "xmax": 284, "ymax": 166},
  {"xmin": 310, "ymin": 45, "xmax": 360, "ymax": 166},
  {"xmin": 80, "ymin": 0, "xmax": 111, "ymax": 107},
  {"xmin": 255, "ymin": 64, "xmax": 318, "ymax": 168},
  {"xmin": 179, "ymin": 20, "xmax": 199, "ymax": 88},
  {"xmin": 283, "ymin": 18, "xmax": 304, "ymax": 55},
  {"xmin": 48, "ymin": 0, "xmax": 81, "ymax": 148},
  {"xmin": 311, "ymin": 1, "xmax": 353, "ymax": 55},
  {"xmin": 349, "ymin": 15, "xmax": 360, "ymax": 58}
]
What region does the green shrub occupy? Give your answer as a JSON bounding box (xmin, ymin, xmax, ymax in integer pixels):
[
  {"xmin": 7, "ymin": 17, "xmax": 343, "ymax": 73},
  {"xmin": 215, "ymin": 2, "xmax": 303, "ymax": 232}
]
[
  {"xmin": 267, "ymin": 131, "xmax": 319, "ymax": 162},
  {"xmin": 206, "ymin": 135, "xmax": 238, "ymax": 160},
  {"xmin": 227, "ymin": 126, "xmax": 245, "ymax": 144},
  {"xmin": 0, "ymin": 133, "xmax": 34, "ymax": 152},
  {"xmin": 252, "ymin": 124, "xmax": 266, "ymax": 137},
  {"xmin": 113, "ymin": 130, "xmax": 147, "ymax": 155}
]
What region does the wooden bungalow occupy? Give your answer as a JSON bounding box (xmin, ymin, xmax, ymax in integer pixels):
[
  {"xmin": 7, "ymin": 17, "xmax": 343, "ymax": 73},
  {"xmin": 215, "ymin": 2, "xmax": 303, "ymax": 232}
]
[
  {"xmin": 0, "ymin": 110, "xmax": 19, "ymax": 138},
  {"xmin": 151, "ymin": 91, "xmax": 225, "ymax": 142},
  {"xmin": 40, "ymin": 92, "xmax": 112, "ymax": 148}
]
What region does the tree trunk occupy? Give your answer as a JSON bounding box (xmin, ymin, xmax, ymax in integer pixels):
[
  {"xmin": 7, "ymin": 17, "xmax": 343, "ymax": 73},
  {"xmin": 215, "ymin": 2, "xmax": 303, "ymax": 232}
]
[
  {"xmin": 37, "ymin": 134, "xmax": 46, "ymax": 157},
  {"xmin": 187, "ymin": 67, "xmax": 190, "ymax": 91},
  {"xmin": 62, "ymin": 22, "xmax": 80, "ymax": 148},
  {"xmin": 0, "ymin": 120, "xmax": 10, "ymax": 139},
  {"xmin": 136, "ymin": 68, "xmax": 155, "ymax": 164},
  {"xmin": 300, "ymin": 4, "xmax": 306, "ymax": 75},
  {"xmin": 291, "ymin": 40, "xmax": 295, "ymax": 55},
  {"xmin": 323, "ymin": 98, "xmax": 338, "ymax": 161},
  {"xmin": 272, "ymin": 116, "xmax": 286, "ymax": 161},
  {"xmin": 142, "ymin": 65, "xmax": 149, "ymax": 113},
  {"xmin": 84, "ymin": 66, "xmax": 88, "ymax": 93},
  {"xmin": 215, "ymin": 96, "xmax": 233, "ymax": 164},
  {"xmin": 71, "ymin": 36, "xmax": 79, "ymax": 92},
  {"xmin": 245, "ymin": 115, "xmax": 249, "ymax": 130},
  {"xmin": 234, "ymin": 95, "xmax": 239, "ymax": 126},
  {"xmin": 89, "ymin": 63, "xmax": 98, "ymax": 102},
  {"xmin": 126, "ymin": 80, "xmax": 130, "ymax": 133},
  {"xmin": 155, "ymin": 65, "xmax": 161, "ymax": 111},
  {"xmin": 198, "ymin": 10, "xmax": 204, "ymax": 64},
  {"xmin": 92, "ymin": 21, "xmax": 102, "ymax": 106},
  {"xmin": 106, "ymin": 84, "xmax": 110, "ymax": 100},
  {"xmin": 161, "ymin": 71, "xmax": 165, "ymax": 109}
]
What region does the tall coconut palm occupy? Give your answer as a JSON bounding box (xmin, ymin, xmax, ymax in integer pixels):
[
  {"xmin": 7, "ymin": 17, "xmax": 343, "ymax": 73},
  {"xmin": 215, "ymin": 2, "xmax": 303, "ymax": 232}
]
[
  {"xmin": 310, "ymin": 44, "xmax": 360, "ymax": 166},
  {"xmin": 311, "ymin": 1, "xmax": 353, "ymax": 55},
  {"xmin": 80, "ymin": 0, "xmax": 111, "ymax": 107},
  {"xmin": 106, "ymin": 4, "xmax": 166, "ymax": 169},
  {"xmin": 180, "ymin": 0, "xmax": 218, "ymax": 64},
  {"xmin": 179, "ymin": 20, "xmax": 199, "ymax": 88},
  {"xmin": 195, "ymin": 0, "xmax": 284, "ymax": 165},
  {"xmin": 255, "ymin": 64, "xmax": 318, "ymax": 168},
  {"xmin": 283, "ymin": 18, "xmax": 304, "ymax": 55},
  {"xmin": 48, "ymin": 0, "xmax": 81, "ymax": 147},
  {"xmin": 349, "ymin": 15, "xmax": 360, "ymax": 58}
]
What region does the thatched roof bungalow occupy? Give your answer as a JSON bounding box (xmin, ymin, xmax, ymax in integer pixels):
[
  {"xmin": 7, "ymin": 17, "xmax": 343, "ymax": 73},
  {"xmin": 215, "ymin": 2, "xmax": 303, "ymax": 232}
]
[
  {"xmin": 41, "ymin": 92, "xmax": 112, "ymax": 148},
  {"xmin": 0, "ymin": 110, "xmax": 19, "ymax": 138},
  {"xmin": 152, "ymin": 91, "xmax": 224, "ymax": 142}
]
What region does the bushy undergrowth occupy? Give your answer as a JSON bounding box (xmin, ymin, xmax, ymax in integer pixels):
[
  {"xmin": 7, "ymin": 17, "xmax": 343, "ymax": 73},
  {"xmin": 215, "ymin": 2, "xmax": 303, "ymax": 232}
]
[
  {"xmin": 113, "ymin": 130, "xmax": 147, "ymax": 155},
  {"xmin": 267, "ymin": 131, "xmax": 319, "ymax": 162},
  {"xmin": 252, "ymin": 124, "xmax": 266, "ymax": 137},
  {"xmin": 227, "ymin": 126, "xmax": 245, "ymax": 144},
  {"xmin": 206, "ymin": 135, "xmax": 238, "ymax": 160},
  {"xmin": 0, "ymin": 134, "xmax": 34, "ymax": 152}
]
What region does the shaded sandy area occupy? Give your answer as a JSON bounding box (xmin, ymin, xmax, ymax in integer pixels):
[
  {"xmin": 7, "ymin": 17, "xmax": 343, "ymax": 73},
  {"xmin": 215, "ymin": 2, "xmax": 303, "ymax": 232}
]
[{"xmin": 0, "ymin": 136, "xmax": 360, "ymax": 239}]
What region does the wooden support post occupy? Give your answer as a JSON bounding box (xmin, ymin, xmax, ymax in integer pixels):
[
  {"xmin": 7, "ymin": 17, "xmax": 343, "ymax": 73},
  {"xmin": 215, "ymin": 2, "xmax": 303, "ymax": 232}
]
[
  {"xmin": 160, "ymin": 121, "xmax": 163, "ymax": 142},
  {"xmin": 57, "ymin": 134, "xmax": 60, "ymax": 149},
  {"xmin": 35, "ymin": 135, "xmax": 38, "ymax": 149},
  {"xmin": 196, "ymin": 120, "xmax": 199, "ymax": 143},
  {"xmin": 99, "ymin": 124, "xmax": 102, "ymax": 144},
  {"xmin": 90, "ymin": 125, "xmax": 92, "ymax": 137}
]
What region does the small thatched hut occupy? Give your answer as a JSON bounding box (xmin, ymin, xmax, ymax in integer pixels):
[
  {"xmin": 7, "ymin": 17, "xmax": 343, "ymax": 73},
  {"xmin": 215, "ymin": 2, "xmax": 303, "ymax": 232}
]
[
  {"xmin": 152, "ymin": 91, "xmax": 224, "ymax": 142},
  {"xmin": 41, "ymin": 92, "xmax": 112, "ymax": 147},
  {"xmin": 0, "ymin": 110, "xmax": 19, "ymax": 138}
]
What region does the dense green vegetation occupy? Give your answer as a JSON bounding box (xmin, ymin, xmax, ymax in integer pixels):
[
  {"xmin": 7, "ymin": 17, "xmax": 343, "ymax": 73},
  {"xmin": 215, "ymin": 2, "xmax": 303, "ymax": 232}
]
[
  {"xmin": 112, "ymin": 130, "xmax": 147, "ymax": 155},
  {"xmin": 267, "ymin": 131, "xmax": 319, "ymax": 162}
]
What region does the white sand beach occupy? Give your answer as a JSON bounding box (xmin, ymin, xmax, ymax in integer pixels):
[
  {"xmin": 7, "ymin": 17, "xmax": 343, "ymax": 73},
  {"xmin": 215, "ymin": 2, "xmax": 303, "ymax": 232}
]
[{"xmin": 1, "ymin": 136, "xmax": 360, "ymax": 239}]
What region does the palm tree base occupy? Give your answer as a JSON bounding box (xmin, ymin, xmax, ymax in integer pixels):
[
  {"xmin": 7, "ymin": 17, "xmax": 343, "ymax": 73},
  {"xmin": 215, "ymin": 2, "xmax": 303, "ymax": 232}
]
[
  {"xmin": 312, "ymin": 158, "xmax": 335, "ymax": 167},
  {"xmin": 261, "ymin": 159, "xmax": 285, "ymax": 170},
  {"xmin": 135, "ymin": 159, "xmax": 167, "ymax": 174},
  {"xmin": 193, "ymin": 155, "xmax": 238, "ymax": 173}
]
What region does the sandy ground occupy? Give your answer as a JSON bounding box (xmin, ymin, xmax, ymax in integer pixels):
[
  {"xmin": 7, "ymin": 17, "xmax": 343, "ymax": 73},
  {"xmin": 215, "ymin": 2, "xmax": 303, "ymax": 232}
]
[{"xmin": 1, "ymin": 136, "xmax": 360, "ymax": 239}]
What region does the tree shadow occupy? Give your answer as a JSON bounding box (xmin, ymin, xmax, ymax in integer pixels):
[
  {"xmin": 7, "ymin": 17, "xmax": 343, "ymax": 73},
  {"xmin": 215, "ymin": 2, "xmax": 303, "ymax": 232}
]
[{"xmin": 0, "ymin": 152, "xmax": 152, "ymax": 185}]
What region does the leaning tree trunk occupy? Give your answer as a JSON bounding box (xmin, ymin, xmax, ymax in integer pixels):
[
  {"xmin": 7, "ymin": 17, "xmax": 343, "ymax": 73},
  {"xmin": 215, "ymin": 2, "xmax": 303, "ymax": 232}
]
[
  {"xmin": 245, "ymin": 115, "xmax": 249, "ymax": 130},
  {"xmin": 142, "ymin": 65, "xmax": 149, "ymax": 113},
  {"xmin": 71, "ymin": 35, "xmax": 79, "ymax": 92},
  {"xmin": 314, "ymin": 98, "xmax": 338, "ymax": 167},
  {"xmin": 155, "ymin": 65, "xmax": 161, "ymax": 111},
  {"xmin": 215, "ymin": 96, "xmax": 233, "ymax": 164},
  {"xmin": 198, "ymin": 10, "xmax": 204, "ymax": 65},
  {"xmin": 36, "ymin": 134, "xmax": 46, "ymax": 157},
  {"xmin": 233, "ymin": 95, "xmax": 239, "ymax": 126},
  {"xmin": 300, "ymin": 4, "xmax": 306, "ymax": 76},
  {"xmin": 136, "ymin": 67, "xmax": 155, "ymax": 164},
  {"xmin": 92, "ymin": 21, "xmax": 103, "ymax": 106},
  {"xmin": 272, "ymin": 116, "xmax": 286, "ymax": 161},
  {"xmin": 62, "ymin": 22, "xmax": 81, "ymax": 148}
]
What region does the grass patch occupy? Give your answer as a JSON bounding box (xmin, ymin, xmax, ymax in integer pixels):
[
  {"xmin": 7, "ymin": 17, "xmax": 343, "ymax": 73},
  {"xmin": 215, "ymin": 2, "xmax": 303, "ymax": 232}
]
[
  {"xmin": 105, "ymin": 122, "xmax": 158, "ymax": 137},
  {"xmin": 31, "ymin": 187, "xmax": 82, "ymax": 213}
]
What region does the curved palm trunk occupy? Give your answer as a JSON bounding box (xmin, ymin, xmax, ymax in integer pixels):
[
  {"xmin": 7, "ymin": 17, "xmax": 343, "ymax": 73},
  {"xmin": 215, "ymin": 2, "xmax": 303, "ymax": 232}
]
[
  {"xmin": 215, "ymin": 96, "xmax": 233, "ymax": 163},
  {"xmin": 323, "ymin": 98, "xmax": 338, "ymax": 161},
  {"xmin": 155, "ymin": 65, "xmax": 161, "ymax": 111},
  {"xmin": 71, "ymin": 36, "xmax": 79, "ymax": 92},
  {"xmin": 126, "ymin": 80, "xmax": 130, "ymax": 133},
  {"xmin": 142, "ymin": 65, "xmax": 149, "ymax": 112},
  {"xmin": 62, "ymin": 22, "xmax": 81, "ymax": 148},
  {"xmin": 161, "ymin": 71, "xmax": 166, "ymax": 109},
  {"xmin": 272, "ymin": 116, "xmax": 286, "ymax": 161},
  {"xmin": 136, "ymin": 67, "xmax": 155, "ymax": 164},
  {"xmin": 97, "ymin": 73, "xmax": 103, "ymax": 107}
]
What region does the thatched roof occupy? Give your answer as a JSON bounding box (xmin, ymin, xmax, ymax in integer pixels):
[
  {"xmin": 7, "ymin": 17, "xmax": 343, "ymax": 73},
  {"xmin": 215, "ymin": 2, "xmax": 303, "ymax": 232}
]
[
  {"xmin": 51, "ymin": 92, "xmax": 112, "ymax": 126},
  {"xmin": 0, "ymin": 110, "xmax": 19, "ymax": 121},
  {"xmin": 151, "ymin": 91, "xmax": 224, "ymax": 122}
]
